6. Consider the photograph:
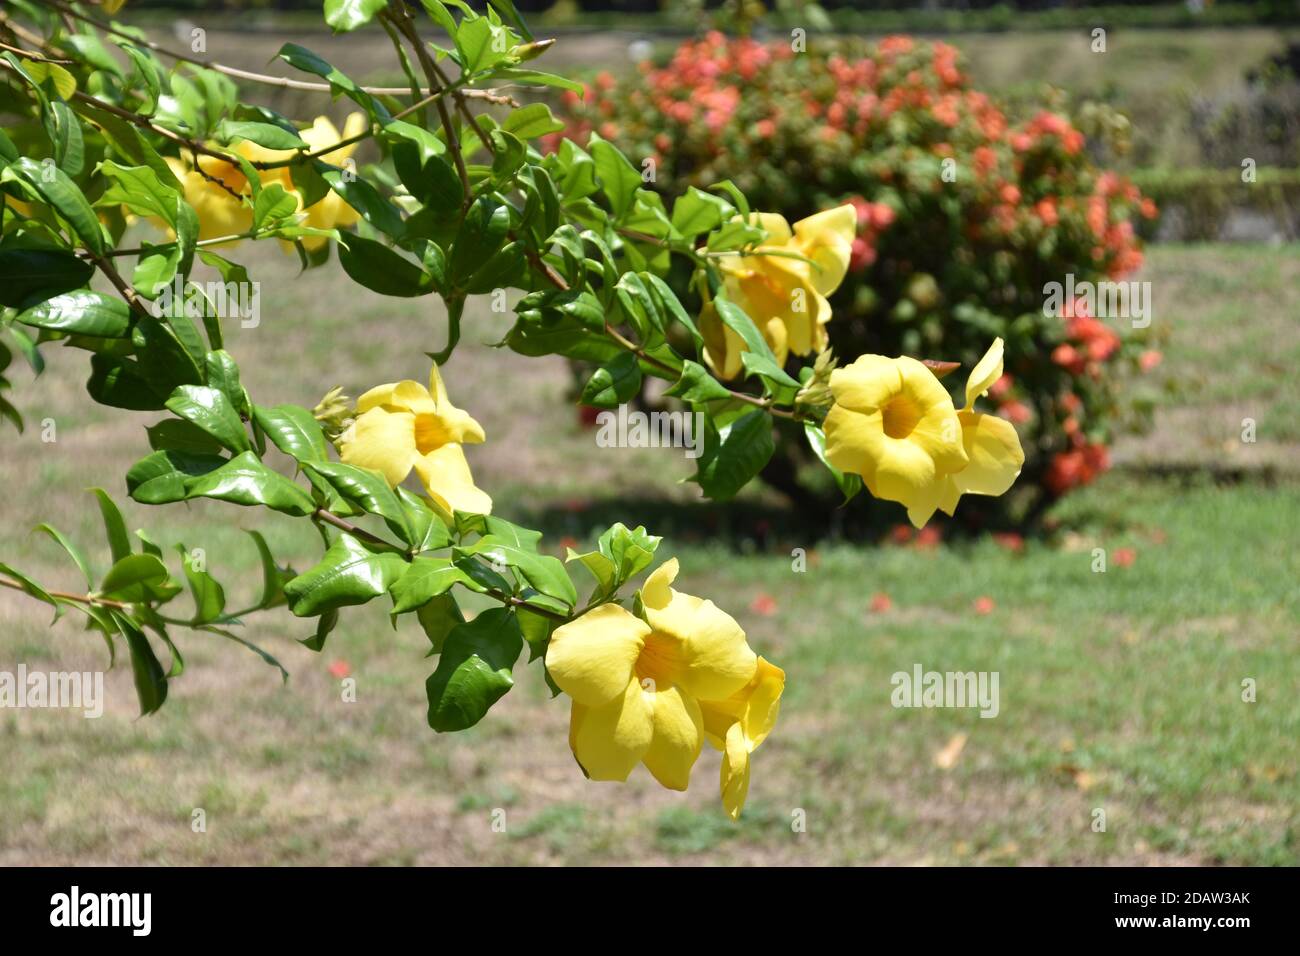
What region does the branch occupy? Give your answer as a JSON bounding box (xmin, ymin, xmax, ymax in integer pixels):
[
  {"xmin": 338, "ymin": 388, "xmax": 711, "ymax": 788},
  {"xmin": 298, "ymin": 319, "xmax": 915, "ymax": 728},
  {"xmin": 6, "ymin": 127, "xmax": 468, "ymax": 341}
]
[
  {"xmin": 42, "ymin": 0, "xmax": 468, "ymax": 96},
  {"xmin": 0, "ymin": 574, "xmax": 132, "ymax": 610}
]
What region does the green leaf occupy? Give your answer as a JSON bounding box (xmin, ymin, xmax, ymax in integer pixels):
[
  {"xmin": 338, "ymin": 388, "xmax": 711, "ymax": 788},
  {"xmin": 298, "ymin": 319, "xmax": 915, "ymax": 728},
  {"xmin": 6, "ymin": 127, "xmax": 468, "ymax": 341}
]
[
  {"xmin": 17, "ymin": 291, "xmax": 130, "ymax": 337},
  {"xmin": 246, "ymin": 529, "xmax": 289, "ymax": 610},
  {"xmin": 87, "ymin": 355, "xmax": 169, "ymax": 411},
  {"xmin": 425, "ymin": 607, "xmax": 522, "ymax": 732},
  {"xmin": 202, "ymin": 625, "xmax": 289, "ymax": 682},
  {"xmin": 205, "ymin": 350, "xmax": 248, "ymax": 416},
  {"xmin": 303, "ymin": 461, "xmax": 414, "ymax": 544},
  {"xmin": 449, "ymin": 196, "xmax": 509, "ymax": 287},
  {"xmin": 0, "ymin": 249, "xmax": 93, "ymax": 307},
  {"xmin": 337, "ymin": 234, "xmax": 435, "ymax": 297},
  {"xmin": 146, "ymin": 419, "xmax": 225, "ymax": 456},
  {"xmin": 218, "ymin": 120, "xmax": 308, "ymax": 151},
  {"xmin": 165, "ymin": 384, "xmax": 250, "ymax": 453},
  {"xmin": 501, "ymin": 103, "xmax": 563, "ymax": 140},
  {"xmin": 114, "ymin": 613, "xmax": 168, "ymax": 716},
  {"xmin": 390, "ymin": 557, "xmax": 470, "ymax": 614},
  {"xmin": 414, "ymin": 593, "xmax": 464, "ymax": 655},
  {"xmin": 301, "ymin": 608, "xmax": 337, "ymax": 652},
  {"xmin": 580, "ymin": 352, "xmax": 642, "ymax": 409},
  {"xmin": 184, "ymin": 451, "xmax": 316, "ymax": 516},
  {"xmin": 488, "ymin": 0, "xmax": 534, "ymax": 41},
  {"xmin": 671, "ymin": 186, "xmax": 733, "ymax": 238},
  {"xmin": 458, "ymin": 535, "xmax": 577, "ymax": 609},
  {"xmin": 694, "ymin": 410, "xmax": 775, "ymax": 501},
  {"xmin": 714, "ymin": 297, "xmax": 801, "ymax": 396},
  {"xmin": 567, "ymin": 522, "xmax": 661, "ymax": 602},
  {"xmin": 253, "ymin": 404, "xmax": 330, "ymax": 463},
  {"xmin": 1, "ymin": 157, "xmax": 105, "ymax": 254},
  {"xmin": 99, "ymin": 553, "xmax": 169, "ymax": 602},
  {"xmin": 284, "ymin": 532, "xmax": 408, "ymax": 617},
  {"xmin": 177, "ymin": 544, "xmax": 225, "ymax": 623},
  {"xmin": 252, "ymin": 182, "xmax": 299, "ymax": 231},
  {"xmin": 116, "ymin": 42, "xmax": 162, "ymax": 115},
  {"xmin": 588, "ymin": 134, "xmax": 641, "ymax": 219},
  {"xmin": 397, "ymin": 487, "xmax": 452, "ymax": 552},
  {"xmin": 91, "ymin": 487, "xmax": 132, "ymax": 563},
  {"xmin": 0, "ymin": 561, "xmax": 58, "ymax": 616},
  {"xmin": 126, "ymin": 448, "xmax": 225, "ymax": 505},
  {"xmin": 666, "ymin": 360, "xmax": 733, "ymax": 404},
  {"xmin": 494, "ymin": 67, "xmax": 582, "ymax": 95},
  {"xmin": 316, "ymin": 161, "xmax": 404, "ymax": 238},
  {"xmin": 97, "ymin": 160, "xmax": 182, "ymax": 224},
  {"xmin": 34, "ymin": 523, "xmax": 93, "ymax": 587},
  {"xmin": 277, "ymin": 43, "xmax": 390, "ymax": 122},
  {"xmin": 324, "ymin": 0, "xmax": 390, "ymax": 33}
]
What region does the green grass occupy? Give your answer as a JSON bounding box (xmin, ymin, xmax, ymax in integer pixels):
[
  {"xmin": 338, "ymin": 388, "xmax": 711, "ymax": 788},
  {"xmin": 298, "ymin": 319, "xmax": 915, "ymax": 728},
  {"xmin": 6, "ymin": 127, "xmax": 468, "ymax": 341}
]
[{"xmin": 0, "ymin": 243, "xmax": 1297, "ymax": 864}]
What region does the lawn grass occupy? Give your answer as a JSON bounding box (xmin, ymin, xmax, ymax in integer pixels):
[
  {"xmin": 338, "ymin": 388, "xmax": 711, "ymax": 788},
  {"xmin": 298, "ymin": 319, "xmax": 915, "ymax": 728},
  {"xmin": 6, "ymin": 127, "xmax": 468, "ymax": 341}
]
[{"xmin": 0, "ymin": 244, "xmax": 1296, "ymax": 865}]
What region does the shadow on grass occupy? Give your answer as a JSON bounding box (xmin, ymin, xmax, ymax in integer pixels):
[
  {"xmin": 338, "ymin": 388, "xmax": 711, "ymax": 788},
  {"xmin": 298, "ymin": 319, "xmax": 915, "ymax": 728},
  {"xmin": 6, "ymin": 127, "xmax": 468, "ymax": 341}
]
[{"xmin": 513, "ymin": 463, "xmax": 1277, "ymax": 549}]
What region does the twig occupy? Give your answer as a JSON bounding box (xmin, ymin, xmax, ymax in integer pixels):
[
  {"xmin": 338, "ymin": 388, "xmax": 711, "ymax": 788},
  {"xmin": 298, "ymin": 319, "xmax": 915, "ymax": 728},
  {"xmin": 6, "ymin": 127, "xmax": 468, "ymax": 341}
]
[{"xmin": 0, "ymin": 575, "xmax": 133, "ymax": 610}]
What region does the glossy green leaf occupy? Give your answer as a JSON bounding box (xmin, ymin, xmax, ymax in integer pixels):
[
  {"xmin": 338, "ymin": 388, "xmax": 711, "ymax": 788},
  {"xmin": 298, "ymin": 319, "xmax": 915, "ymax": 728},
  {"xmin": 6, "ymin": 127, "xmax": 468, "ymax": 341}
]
[
  {"xmin": 425, "ymin": 607, "xmax": 522, "ymax": 732},
  {"xmin": 17, "ymin": 291, "xmax": 130, "ymax": 337},
  {"xmin": 304, "ymin": 461, "xmax": 414, "ymax": 544},
  {"xmin": 283, "ymin": 532, "xmax": 408, "ymax": 617},
  {"xmin": 165, "ymin": 384, "xmax": 250, "ymax": 453},
  {"xmin": 694, "ymin": 410, "xmax": 775, "ymax": 502},
  {"xmin": 114, "ymin": 613, "xmax": 168, "ymax": 716},
  {"xmin": 184, "ymin": 451, "xmax": 315, "ymax": 516},
  {"xmin": 0, "ymin": 249, "xmax": 93, "ymax": 307},
  {"xmin": 390, "ymin": 556, "xmax": 470, "ymax": 614},
  {"xmin": 253, "ymin": 403, "xmax": 329, "ymax": 463}
]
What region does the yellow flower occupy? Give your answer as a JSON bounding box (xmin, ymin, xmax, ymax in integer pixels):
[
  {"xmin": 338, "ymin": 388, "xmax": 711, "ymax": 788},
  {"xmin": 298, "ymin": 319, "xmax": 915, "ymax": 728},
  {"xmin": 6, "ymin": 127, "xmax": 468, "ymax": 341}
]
[
  {"xmin": 700, "ymin": 205, "xmax": 857, "ymax": 379},
  {"xmin": 164, "ymin": 150, "xmax": 256, "ymax": 242},
  {"xmin": 163, "ymin": 113, "xmax": 365, "ymax": 247},
  {"xmin": 920, "ymin": 338, "xmax": 1025, "ymax": 526},
  {"xmin": 823, "ymin": 352, "xmax": 968, "ymax": 525},
  {"xmin": 546, "ymin": 558, "xmax": 759, "ymax": 794},
  {"xmin": 336, "ymin": 363, "xmax": 491, "ymax": 517},
  {"xmin": 823, "ymin": 339, "xmax": 1024, "ymax": 527},
  {"xmin": 700, "ymin": 656, "xmax": 785, "ymax": 820},
  {"xmin": 274, "ymin": 113, "xmax": 367, "ymax": 251}
]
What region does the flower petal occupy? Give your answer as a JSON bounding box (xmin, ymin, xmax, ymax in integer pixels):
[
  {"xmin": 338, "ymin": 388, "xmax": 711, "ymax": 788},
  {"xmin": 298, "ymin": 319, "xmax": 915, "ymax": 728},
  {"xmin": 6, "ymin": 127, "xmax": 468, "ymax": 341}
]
[
  {"xmin": 952, "ymin": 410, "xmax": 1024, "ymax": 497},
  {"xmin": 547, "ymin": 603, "xmax": 649, "ymax": 708},
  {"xmin": 964, "ymin": 338, "xmax": 1005, "ymax": 410},
  {"xmin": 739, "ymin": 657, "xmax": 784, "ymax": 750},
  {"xmin": 897, "ymin": 357, "xmax": 967, "ymax": 474},
  {"xmin": 356, "ymin": 379, "xmax": 435, "ymax": 416},
  {"xmin": 793, "ymin": 204, "xmax": 857, "ymax": 296},
  {"xmin": 427, "ymin": 363, "xmax": 486, "ymax": 445},
  {"xmin": 643, "ymin": 589, "xmax": 757, "ymax": 701},
  {"xmin": 640, "ymin": 557, "xmax": 679, "ymax": 610},
  {"xmin": 412, "ymin": 443, "xmax": 492, "ymax": 516},
  {"xmin": 828, "ymin": 354, "xmax": 902, "ymax": 413},
  {"xmin": 338, "ymin": 407, "xmax": 417, "ymax": 487},
  {"xmin": 569, "ymin": 678, "xmax": 653, "ymax": 782},
  {"xmin": 642, "ymin": 685, "xmax": 703, "ymax": 791},
  {"xmin": 720, "ymin": 721, "xmax": 751, "ymax": 821}
]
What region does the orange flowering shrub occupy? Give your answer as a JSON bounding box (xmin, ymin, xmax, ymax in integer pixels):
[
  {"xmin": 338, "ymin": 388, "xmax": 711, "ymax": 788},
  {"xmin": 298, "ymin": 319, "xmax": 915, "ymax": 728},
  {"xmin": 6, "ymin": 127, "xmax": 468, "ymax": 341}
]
[{"xmin": 554, "ymin": 33, "xmax": 1164, "ymax": 523}]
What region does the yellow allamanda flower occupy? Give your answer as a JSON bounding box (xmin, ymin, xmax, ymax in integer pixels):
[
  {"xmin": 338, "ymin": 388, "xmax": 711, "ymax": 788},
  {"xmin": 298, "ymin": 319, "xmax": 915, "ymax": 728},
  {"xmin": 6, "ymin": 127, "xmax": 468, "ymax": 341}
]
[
  {"xmin": 164, "ymin": 148, "xmax": 258, "ymax": 242},
  {"xmin": 822, "ymin": 339, "xmax": 1024, "ymax": 527},
  {"xmin": 546, "ymin": 558, "xmax": 770, "ymax": 807},
  {"xmin": 700, "ymin": 205, "xmax": 857, "ymax": 380},
  {"xmin": 700, "ymin": 656, "xmax": 785, "ymax": 820},
  {"xmin": 270, "ymin": 113, "xmax": 367, "ymax": 251},
  {"xmin": 164, "ymin": 113, "xmax": 365, "ymax": 246},
  {"xmin": 336, "ymin": 363, "xmax": 492, "ymax": 517}
]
